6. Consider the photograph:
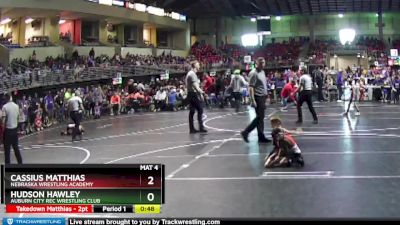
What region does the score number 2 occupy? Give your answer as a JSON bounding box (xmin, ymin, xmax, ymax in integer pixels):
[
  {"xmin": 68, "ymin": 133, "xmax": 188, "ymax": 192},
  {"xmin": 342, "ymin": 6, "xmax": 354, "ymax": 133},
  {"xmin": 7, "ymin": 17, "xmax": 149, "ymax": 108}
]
[{"xmin": 148, "ymin": 176, "xmax": 154, "ymax": 185}]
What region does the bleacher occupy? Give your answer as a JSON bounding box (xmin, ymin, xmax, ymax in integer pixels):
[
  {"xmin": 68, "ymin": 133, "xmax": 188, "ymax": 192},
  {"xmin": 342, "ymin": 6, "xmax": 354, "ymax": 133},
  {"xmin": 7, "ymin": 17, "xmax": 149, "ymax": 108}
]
[
  {"xmin": 308, "ymin": 39, "xmax": 339, "ymax": 64},
  {"xmin": 254, "ymin": 40, "xmax": 303, "ymax": 67}
]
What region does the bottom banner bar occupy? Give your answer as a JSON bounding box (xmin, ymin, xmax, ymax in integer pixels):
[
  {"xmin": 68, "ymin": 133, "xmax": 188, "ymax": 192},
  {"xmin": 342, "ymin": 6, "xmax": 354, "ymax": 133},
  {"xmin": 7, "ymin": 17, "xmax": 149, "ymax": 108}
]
[
  {"xmin": 3, "ymin": 218, "xmax": 65, "ymax": 225},
  {"xmin": 6, "ymin": 204, "xmax": 92, "ymax": 213},
  {"xmin": 67, "ymin": 218, "xmax": 376, "ymax": 224}
]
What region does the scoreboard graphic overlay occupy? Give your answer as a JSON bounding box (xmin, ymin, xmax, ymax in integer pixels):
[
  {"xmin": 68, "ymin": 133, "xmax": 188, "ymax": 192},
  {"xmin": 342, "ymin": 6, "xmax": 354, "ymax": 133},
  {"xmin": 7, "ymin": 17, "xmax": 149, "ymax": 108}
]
[{"xmin": 1, "ymin": 164, "xmax": 165, "ymax": 214}]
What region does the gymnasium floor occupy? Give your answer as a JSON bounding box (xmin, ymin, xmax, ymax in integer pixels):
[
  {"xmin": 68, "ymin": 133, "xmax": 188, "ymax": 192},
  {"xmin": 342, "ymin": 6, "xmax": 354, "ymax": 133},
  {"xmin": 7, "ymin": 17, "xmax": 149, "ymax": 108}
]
[{"xmin": 2, "ymin": 102, "xmax": 400, "ymax": 218}]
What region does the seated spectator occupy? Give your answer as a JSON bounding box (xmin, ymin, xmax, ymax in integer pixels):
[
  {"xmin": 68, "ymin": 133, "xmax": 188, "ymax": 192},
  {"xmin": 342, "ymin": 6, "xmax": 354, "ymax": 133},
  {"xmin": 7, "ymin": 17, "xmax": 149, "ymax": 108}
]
[
  {"xmin": 154, "ymin": 87, "xmax": 167, "ymax": 111},
  {"xmin": 167, "ymin": 87, "xmax": 178, "ymax": 111},
  {"xmin": 110, "ymin": 91, "xmax": 121, "ymax": 116},
  {"xmin": 84, "ymin": 91, "xmax": 95, "ymax": 118},
  {"xmin": 44, "ymin": 91, "xmax": 54, "ymax": 123},
  {"xmin": 134, "ymin": 90, "xmax": 145, "ymax": 101},
  {"xmin": 34, "ymin": 106, "xmax": 43, "ymax": 131}
]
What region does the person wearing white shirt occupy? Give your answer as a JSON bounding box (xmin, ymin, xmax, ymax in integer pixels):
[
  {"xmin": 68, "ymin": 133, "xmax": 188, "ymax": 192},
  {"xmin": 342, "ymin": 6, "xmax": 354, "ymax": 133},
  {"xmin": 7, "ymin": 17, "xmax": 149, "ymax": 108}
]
[
  {"xmin": 230, "ymin": 69, "xmax": 248, "ymax": 112},
  {"xmin": 155, "ymin": 88, "xmax": 167, "ymax": 111},
  {"xmin": 185, "ymin": 60, "xmax": 207, "ymax": 133},
  {"xmin": 297, "ymin": 67, "xmax": 318, "ymax": 124},
  {"xmin": 2, "ymin": 94, "xmax": 23, "ymax": 164},
  {"xmin": 68, "ymin": 90, "xmax": 84, "ymax": 141}
]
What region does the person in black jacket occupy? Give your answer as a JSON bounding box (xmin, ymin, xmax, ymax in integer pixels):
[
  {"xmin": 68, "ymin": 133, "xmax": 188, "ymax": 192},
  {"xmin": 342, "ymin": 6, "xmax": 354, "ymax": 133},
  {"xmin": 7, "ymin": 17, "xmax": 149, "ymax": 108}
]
[
  {"xmin": 314, "ymin": 67, "xmax": 325, "ymax": 102},
  {"xmin": 215, "ymin": 73, "xmax": 225, "ymax": 108}
]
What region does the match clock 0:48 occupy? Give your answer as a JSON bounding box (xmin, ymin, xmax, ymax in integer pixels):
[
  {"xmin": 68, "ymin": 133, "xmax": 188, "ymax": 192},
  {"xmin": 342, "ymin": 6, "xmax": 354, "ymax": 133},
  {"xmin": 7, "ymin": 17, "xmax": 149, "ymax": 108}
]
[{"xmin": 135, "ymin": 204, "xmax": 161, "ymax": 214}]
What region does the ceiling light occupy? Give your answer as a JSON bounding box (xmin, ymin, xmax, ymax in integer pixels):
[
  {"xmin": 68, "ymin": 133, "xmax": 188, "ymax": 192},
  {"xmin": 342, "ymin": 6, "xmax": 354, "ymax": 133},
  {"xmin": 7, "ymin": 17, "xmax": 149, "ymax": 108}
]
[
  {"xmin": 0, "ymin": 18, "xmax": 11, "ymax": 25},
  {"xmin": 250, "ymin": 17, "xmax": 256, "ymax": 22},
  {"xmin": 25, "ymin": 18, "xmax": 34, "ymax": 24},
  {"xmin": 276, "ymin": 16, "xmax": 281, "ymax": 21},
  {"xmin": 147, "ymin": 6, "xmax": 165, "ymax": 16},
  {"xmin": 59, "ymin": 20, "xmax": 66, "ymax": 24},
  {"xmin": 339, "ymin": 28, "xmax": 356, "ymax": 45},
  {"xmin": 338, "ymin": 13, "xmax": 344, "ymax": 18},
  {"xmin": 134, "ymin": 3, "xmax": 147, "ymax": 12}
]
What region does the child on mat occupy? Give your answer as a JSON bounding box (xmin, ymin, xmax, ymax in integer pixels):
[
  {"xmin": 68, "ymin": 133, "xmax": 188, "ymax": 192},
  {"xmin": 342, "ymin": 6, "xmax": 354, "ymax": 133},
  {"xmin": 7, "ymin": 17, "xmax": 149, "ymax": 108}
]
[
  {"xmin": 265, "ymin": 127, "xmax": 305, "ymax": 168},
  {"xmin": 343, "ymin": 78, "xmax": 360, "ymax": 116},
  {"xmin": 34, "ymin": 108, "xmax": 43, "ymax": 131},
  {"xmin": 43, "ymin": 115, "xmax": 52, "ymax": 128},
  {"xmin": 61, "ymin": 124, "xmax": 85, "ymax": 135},
  {"xmin": 94, "ymin": 102, "xmax": 101, "ymax": 119},
  {"xmin": 265, "ymin": 118, "xmax": 304, "ymax": 168},
  {"xmin": 18, "ymin": 106, "xmax": 27, "ymax": 135}
]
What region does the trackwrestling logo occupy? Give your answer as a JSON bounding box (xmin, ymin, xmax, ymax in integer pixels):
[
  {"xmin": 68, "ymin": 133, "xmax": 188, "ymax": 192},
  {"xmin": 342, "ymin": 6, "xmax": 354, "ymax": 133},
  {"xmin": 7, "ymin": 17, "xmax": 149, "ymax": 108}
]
[{"xmin": 6, "ymin": 219, "xmax": 13, "ymax": 225}]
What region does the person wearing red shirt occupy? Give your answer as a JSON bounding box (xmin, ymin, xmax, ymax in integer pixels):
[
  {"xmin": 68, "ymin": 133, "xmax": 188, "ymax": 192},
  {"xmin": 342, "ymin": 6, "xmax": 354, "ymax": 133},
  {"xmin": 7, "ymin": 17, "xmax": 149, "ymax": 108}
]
[
  {"xmin": 281, "ymin": 79, "xmax": 298, "ymax": 111},
  {"xmin": 203, "ymin": 73, "xmax": 214, "ymax": 95},
  {"xmin": 133, "ymin": 91, "xmax": 145, "ymax": 101},
  {"xmin": 110, "ymin": 91, "xmax": 121, "ymax": 116}
]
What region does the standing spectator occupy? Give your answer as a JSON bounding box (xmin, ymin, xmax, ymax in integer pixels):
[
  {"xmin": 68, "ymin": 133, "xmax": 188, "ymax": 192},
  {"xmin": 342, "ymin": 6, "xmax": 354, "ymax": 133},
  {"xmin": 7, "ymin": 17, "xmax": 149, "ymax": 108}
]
[
  {"xmin": 28, "ymin": 96, "xmax": 38, "ymax": 133},
  {"xmin": 18, "ymin": 104, "xmax": 26, "ymax": 134},
  {"xmin": 315, "ymin": 67, "xmax": 325, "ymax": 101},
  {"xmin": 54, "ymin": 91, "xmax": 65, "ymax": 123},
  {"xmin": 229, "ymin": 69, "xmax": 248, "ymax": 112},
  {"xmin": 326, "ymin": 75, "xmax": 335, "ymax": 102},
  {"xmin": 89, "ymin": 48, "xmax": 95, "ymax": 59},
  {"xmin": 392, "ymin": 76, "xmax": 400, "ymax": 104},
  {"xmin": 93, "ymin": 86, "xmax": 104, "ymax": 118},
  {"xmin": 215, "ymin": 73, "xmax": 225, "ymax": 108},
  {"xmin": 126, "ymin": 79, "xmax": 135, "ymax": 94},
  {"xmin": 337, "ymin": 69, "xmax": 344, "ymax": 102},
  {"xmin": 203, "ymin": 73, "xmax": 214, "ymax": 95},
  {"xmin": 72, "ymin": 50, "xmax": 79, "ymax": 61},
  {"xmin": 84, "ymin": 90, "xmax": 95, "ymax": 117},
  {"xmin": 137, "ymin": 82, "xmax": 145, "ymax": 92},
  {"xmin": 359, "ymin": 78, "xmax": 366, "ymax": 102},
  {"xmin": 64, "ymin": 88, "xmax": 72, "ymax": 102},
  {"xmin": 274, "ymin": 74, "xmax": 286, "ymax": 103},
  {"xmin": 44, "ymin": 91, "xmax": 54, "ymax": 123},
  {"xmin": 19, "ymin": 95, "xmax": 29, "ymax": 131},
  {"xmin": 2, "ymin": 94, "xmax": 23, "ymax": 164},
  {"xmin": 32, "ymin": 50, "xmax": 37, "ymax": 61}
]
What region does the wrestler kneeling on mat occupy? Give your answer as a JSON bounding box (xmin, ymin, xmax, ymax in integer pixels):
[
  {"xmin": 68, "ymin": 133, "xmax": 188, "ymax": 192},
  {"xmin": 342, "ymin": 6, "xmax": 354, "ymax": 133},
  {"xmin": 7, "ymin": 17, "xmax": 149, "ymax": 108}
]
[
  {"xmin": 265, "ymin": 118, "xmax": 304, "ymax": 168},
  {"xmin": 61, "ymin": 124, "xmax": 85, "ymax": 136}
]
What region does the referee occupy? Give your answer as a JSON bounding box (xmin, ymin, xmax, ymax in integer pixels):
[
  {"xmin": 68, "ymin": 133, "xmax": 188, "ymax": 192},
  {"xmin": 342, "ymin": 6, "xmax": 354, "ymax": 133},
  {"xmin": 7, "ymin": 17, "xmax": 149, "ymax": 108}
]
[
  {"xmin": 68, "ymin": 90, "xmax": 84, "ymax": 141},
  {"xmin": 186, "ymin": 60, "xmax": 207, "ymax": 134},
  {"xmin": 2, "ymin": 94, "xmax": 23, "ymax": 164},
  {"xmin": 297, "ymin": 67, "xmax": 318, "ymax": 124},
  {"xmin": 241, "ymin": 57, "xmax": 271, "ymax": 143}
]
